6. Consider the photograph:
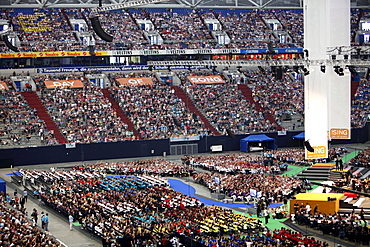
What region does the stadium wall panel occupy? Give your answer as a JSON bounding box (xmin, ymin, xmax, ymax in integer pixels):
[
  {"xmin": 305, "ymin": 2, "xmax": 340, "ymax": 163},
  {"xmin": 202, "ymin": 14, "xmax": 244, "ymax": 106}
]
[{"xmin": 0, "ymin": 125, "xmax": 367, "ymax": 166}]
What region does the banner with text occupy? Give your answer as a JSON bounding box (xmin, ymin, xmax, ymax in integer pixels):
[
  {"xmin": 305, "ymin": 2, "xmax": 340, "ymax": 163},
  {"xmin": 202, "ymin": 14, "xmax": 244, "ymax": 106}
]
[
  {"xmin": 0, "ymin": 48, "xmax": 303, "ymax": 58},
  {"xmin": 0, "ymin": 82, "xmax": 9, "ymax": 90},
  {"xmin": 187, "ymin": 75, "xmax": 225, "ymax": 84},
  {"xmin": 36, "ymin": 65, "xmax": 207, "ymax": 74},
  {"xmin": 117, "ymin": 77, "xmax": 154, "ymax": 86},
  {"xmin": 0, "ymin": 51, "xmax": 108, "ymax": 58},
  {"xmin": 44, "ymin": 79, "xmax": 84, "ymax": 89}
]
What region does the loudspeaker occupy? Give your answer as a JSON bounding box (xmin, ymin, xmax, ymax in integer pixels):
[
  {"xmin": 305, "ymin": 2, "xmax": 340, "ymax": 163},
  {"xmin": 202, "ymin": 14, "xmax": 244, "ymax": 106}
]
[
  {"xmin": 88, "ymin": 45, "xmax": 95, "ymax": 56},
  {"xmin": 89, "ymin": 16, "xmax": 113, "ymax": 42},
  {"xmin": 226, "ymin": 129, "xmax": 235, "ymax": 138},
  {"xmin": 2, "ymin": 35, "xmax": 19, "ymax": 52},
  {"xmin": 304, "ymin": 140, "xmax": 314, "ymax": 153},
  {"xmin": 267, "ymin": 42, "xmax": 275, "ymax": 54},
  {"xmin": 276, "ymin": 67, "xmax": 283, "ymax": 80}
]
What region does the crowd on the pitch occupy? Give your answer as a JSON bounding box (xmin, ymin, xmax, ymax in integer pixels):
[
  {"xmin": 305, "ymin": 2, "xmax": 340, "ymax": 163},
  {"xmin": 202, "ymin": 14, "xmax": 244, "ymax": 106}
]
[
  {"xmin": 0, "ymin": 192, "xmax": 61, "ymax": 246},
  {"xmin": 293, "ymin": 203, "xmax": 369, "ymax": 246},
  {"xmin": 12, "ymin": 155, "xmax": 331, "ymax": 247}
]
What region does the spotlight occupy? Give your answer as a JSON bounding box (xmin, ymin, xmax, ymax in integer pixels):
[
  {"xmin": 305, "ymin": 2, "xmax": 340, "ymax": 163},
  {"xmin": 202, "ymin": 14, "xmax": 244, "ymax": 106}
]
[
  {"xmin": 320, "ymin": 65, "xmax": 326, "ymax": 73},
  {"xmin": 344, "ymin": 54, "xmax": 349, "ymax": 60},
  {"xmin": 334, "ymin": 66, "xmax": 344, "ymax": 76},
  {"xmin": 331, "ymin": 55, "xmax": 337, "ymax": 60},
  {"xmin": 167, "ymin": 66, "xmax": 171, "ymax": 72}
]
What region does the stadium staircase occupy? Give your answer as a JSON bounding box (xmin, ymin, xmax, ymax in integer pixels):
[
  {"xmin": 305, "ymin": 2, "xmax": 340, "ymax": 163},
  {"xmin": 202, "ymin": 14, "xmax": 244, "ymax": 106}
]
[
  {"xmin": 171, "ymin": 86, "xmax": 221, "ymax": 135},
  {"xmin": 339, "ymin": 197, "xmax": 370, "ymax": 220},
  {"xmin": 101, "ymin": 89, "xmax": 141, "ymax": 140},
  {"xmin": 295, "ymin": 166, "xmax": 332, "ymax": 181},
  {"xmin": 21, "ymin": 92, "xmax": 67, "ymax": 144},
  {"xmin": 237, "ymin": 84, "xmax": 282, "ymax": 131}
]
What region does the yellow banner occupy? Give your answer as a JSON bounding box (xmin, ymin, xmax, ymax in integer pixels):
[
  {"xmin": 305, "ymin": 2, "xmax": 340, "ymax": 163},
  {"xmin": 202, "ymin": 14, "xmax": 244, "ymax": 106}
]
[
  {"xmin": 0, "ymin": 51, "xmax": 108, "ymax": 58},
  {"xmin": 306, "ymin": 146, "xmax": 327, "ymax": 159}
]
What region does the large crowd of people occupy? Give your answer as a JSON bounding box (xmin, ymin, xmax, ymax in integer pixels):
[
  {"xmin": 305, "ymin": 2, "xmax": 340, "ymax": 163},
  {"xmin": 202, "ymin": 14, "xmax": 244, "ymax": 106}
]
[
  {"xmin": 12, "ymin": 156, "xmax": 334, "ymax": 247},
  {"xmin": 0, "ymin": 69, "xmax": 369, "ymax": 147},
  {"xmin": 39, "ymin": 85, "xmax": 134, "ymax": 143},
  {"xmin": 0, "ymin": 8, "xmax": 366, "ymax": 52},
  {"xmin": 244, "ymin": 68, "xmax": 304, "ymax": 126},
  {"xmin": 16, "ymin": 166, "xmax": 270, "ymax": 246},
  {"xmin": 0, "ymin": 192, "xmax": 62, "ymax": 246},
  {"xmin": 109, "ymin": 84, "xmax": 208, "ymax": 139},
  {"xmin": 185, "ymin": 83, "xmax": 278, "ymax": 134},
  {"xmin": 293, "ymin": 208, "xmax": 369, "ymax": 246},
  {"xmin": 0, "ymin": 90, "xmax": 57, "ymax": 146}
]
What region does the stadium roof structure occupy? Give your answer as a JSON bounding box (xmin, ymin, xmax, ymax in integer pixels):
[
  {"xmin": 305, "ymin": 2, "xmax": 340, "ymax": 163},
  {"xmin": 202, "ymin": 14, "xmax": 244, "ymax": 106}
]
[{"xmin": 0, "ymin": 0, "xmax": 369, "ymax": 9}]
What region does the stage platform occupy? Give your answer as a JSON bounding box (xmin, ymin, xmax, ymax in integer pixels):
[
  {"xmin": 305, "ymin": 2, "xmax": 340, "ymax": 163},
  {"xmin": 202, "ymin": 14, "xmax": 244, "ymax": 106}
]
[
  {"xmin": 312, "ymin": 163, "xmax": 336, "ymax": 168},
  {"xmin": 290, "ymin": 193, "xmax": 344, "ymax": 215}
]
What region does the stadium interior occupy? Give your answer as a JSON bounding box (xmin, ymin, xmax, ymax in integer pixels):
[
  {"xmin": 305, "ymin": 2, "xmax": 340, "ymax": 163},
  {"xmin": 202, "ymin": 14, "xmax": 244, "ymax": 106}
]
[{"xmin": 0, "ymin": 0, "xmax": 370, "ymax": 246}]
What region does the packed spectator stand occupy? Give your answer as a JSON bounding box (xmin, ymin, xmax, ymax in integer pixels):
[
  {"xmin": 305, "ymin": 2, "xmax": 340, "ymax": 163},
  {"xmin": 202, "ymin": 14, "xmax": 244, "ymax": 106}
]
[
  {"xmin": 0, "ymin": 8, "xmax": 344, "ymax": 52},
  {"xmin": 0, "ymin": 67, "xmax": 369, "ymax": 148},
  {"xmin": 0, "ymin": 8, "xmax": 368, "ymax": 52}
]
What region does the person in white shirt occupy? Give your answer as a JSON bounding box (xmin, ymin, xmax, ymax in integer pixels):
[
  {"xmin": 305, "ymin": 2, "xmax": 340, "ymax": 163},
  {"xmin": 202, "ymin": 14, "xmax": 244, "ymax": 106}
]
[
  {"xmin": 305, "ymin": 203, "xmax": 311, "ymax": 215},
  {"xmin": 69, "ymin": 214, "xmax": 74, "ymax": 231}
]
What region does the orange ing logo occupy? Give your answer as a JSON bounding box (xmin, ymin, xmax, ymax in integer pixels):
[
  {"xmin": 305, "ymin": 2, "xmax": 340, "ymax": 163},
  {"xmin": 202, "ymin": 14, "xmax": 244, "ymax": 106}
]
[
  {"xmin": 330, "ymin": 128, "xmax": 349, "ymax": 139},
  {"xmin": 306, "ymin": 146, "xmax": 327, "ymax": 159}
]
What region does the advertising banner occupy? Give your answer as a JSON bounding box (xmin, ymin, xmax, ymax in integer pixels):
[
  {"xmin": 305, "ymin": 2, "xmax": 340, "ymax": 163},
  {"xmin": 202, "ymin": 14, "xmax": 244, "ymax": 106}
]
[
  {"xmin": 117, "ymin": 77, "xmax": 154, "ymax": 86},
  {"xmin": 44, "ymin": 79, "xmax": 84, "ymax": 89},
  {"xmin": 187, "ymin": 75, "xmax": 225, "ymax": 84}
]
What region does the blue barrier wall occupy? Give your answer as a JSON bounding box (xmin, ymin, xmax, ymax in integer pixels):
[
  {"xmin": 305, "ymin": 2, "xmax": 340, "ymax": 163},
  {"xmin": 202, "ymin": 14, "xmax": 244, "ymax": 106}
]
[
  {"xmin": 0, "ymin": 178, "xmax": 6, "ymax": 193},
  {"xmin": 0, "ymin": 124, "xmax": 367, "ymax": 166}
]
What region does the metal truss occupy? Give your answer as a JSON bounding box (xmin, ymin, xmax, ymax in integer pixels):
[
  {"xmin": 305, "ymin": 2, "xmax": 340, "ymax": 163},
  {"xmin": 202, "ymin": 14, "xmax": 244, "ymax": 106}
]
[{"xmin": 147, "ymin": 58, "xmax": 370, "ymax": 67}]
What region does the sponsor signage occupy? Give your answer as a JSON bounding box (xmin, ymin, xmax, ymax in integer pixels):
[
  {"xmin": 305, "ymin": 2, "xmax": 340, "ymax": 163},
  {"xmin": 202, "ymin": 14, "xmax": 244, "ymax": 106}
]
[
  {"xmin": 36, "ymin": 65, "xmax": 207, "ymax": 74},
  {"xmin": 44, "ymin": 80, "xmax": 84, "ymax": 89},
  {"xmin": 329, "ymin": 128, "xmax": 350, "ymax": 139},
  {"xmin": 306, "ymin": 146, "xmax": 327, "ymax": 159},
  {"xmin": 0, "ymin": 51, "xmax": 108, "ymax": 58},
  {"xmin": 117, "ymin": 77, "xmax": 154, "ymax": 86},
  {"xmin": 187, "ymin": 75, "xmax": 225, "ymax": 84},
  {"xmin": 0, "ymin": 82, "xmax": 9, "ymax": 90},
  {"xmin": 169, "ymin": 136, "xmax": 200, "ymax": 142},
  {"xmin": 0, "ymin": 48, "xmax": 302, "ymax": 58}
]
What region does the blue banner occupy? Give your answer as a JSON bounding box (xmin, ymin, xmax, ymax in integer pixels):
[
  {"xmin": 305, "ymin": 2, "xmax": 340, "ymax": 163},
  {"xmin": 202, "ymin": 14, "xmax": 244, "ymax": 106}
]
[{"xmin": 240, "ymin": 48, "xmax": 303, "ymax": 54}]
